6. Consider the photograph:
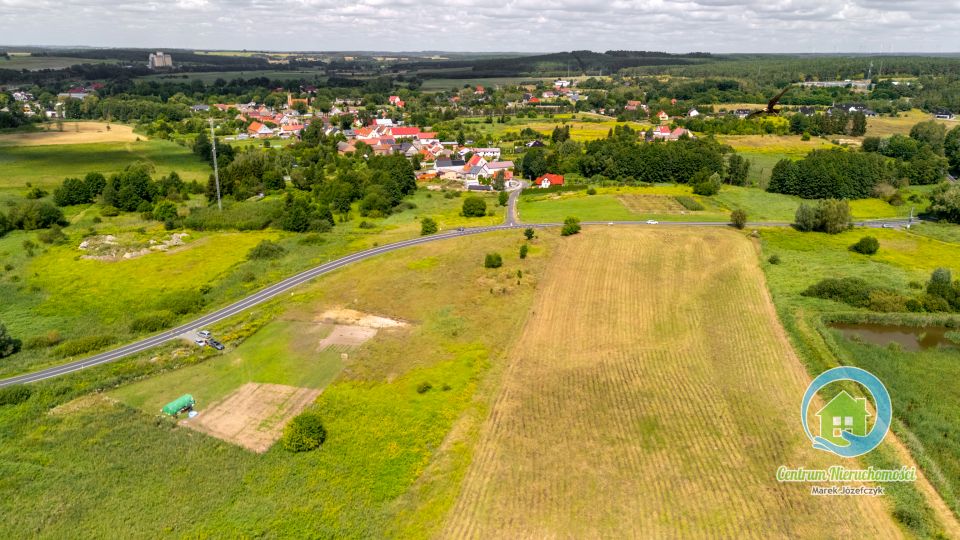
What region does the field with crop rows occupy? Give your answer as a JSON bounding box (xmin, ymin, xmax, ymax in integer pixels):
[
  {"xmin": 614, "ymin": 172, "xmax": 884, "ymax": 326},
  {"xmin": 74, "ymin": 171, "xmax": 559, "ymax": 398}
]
[{"xmin": 442, "ymin": 227, "xmax": 900, "ymax": 537}]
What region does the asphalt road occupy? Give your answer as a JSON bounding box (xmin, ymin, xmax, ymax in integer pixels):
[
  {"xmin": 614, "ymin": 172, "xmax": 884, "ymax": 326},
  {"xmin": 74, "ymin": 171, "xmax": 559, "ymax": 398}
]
[{"xmin": 0, "ymin": 188, "xmax": 919, "ymax": 387}]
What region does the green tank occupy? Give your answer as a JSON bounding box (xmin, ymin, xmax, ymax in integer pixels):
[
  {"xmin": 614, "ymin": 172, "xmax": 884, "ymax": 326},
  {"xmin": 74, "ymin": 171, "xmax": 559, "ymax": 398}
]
[{"xmin": 161, "ymin": 394, "xmax": 195, "ymax": 416}]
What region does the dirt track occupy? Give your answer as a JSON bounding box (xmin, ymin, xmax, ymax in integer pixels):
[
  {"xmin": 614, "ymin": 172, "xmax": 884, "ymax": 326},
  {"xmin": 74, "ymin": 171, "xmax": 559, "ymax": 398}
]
[{"xmin": 183, "ymin": 382, "xmax": 320, "ymax": 453}]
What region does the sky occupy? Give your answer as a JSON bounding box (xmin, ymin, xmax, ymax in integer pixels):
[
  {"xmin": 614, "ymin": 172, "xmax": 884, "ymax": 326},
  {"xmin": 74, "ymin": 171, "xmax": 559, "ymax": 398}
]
[{"xmin": 0, "ymin": 0, "xmax": 958, "ymax": 53}]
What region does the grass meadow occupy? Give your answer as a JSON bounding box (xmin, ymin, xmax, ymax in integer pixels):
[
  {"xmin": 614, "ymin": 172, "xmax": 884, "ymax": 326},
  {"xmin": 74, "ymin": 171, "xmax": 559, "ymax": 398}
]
[
  {"xmin": 0, "ymin": 229, "xmax": 551, "ymax": 537},
  {"xmin": 0, "ymin": 187, "xmax": 504, "ymax": 377},
  {"xmin": 760, "ymin": 225, "xmax": 960, "ymax": 531}
]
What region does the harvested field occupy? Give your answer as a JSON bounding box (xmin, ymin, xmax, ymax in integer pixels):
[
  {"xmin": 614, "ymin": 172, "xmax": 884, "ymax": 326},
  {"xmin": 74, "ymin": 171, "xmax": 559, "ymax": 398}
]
[
  {"xmin": 0, "ymin": 122, "xmax": 140, "ymax": 146},
  {"xmin": 443, "ymin": 227, "xmax": 900, "ymax": 538},
  {"xmin": 617, "ymin": 194, "xmax": 686, "ymax": 214},
  {"xmin": 183, "ymin": 382, "xmax": 321, "ymax": 453}
]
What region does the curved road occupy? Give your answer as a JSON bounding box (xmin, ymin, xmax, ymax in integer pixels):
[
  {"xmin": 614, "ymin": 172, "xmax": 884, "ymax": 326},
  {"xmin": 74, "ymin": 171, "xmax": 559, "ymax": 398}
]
[{"xmin": 0, "ymin": 187, "xmax": 917, "ymax": 387}]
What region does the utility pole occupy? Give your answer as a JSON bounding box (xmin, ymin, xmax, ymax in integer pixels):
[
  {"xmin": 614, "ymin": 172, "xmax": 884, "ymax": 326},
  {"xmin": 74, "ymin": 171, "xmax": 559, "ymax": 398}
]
[{"xmin": 209, "ymin": 118, "xmax": 222, "ymax": 211}]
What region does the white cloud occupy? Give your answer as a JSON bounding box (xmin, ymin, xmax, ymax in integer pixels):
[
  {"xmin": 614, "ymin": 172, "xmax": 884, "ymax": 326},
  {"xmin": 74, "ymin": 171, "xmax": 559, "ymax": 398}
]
[{"xmin": 0, "ymin": 0, "xmax": 954, "ymax": 52}]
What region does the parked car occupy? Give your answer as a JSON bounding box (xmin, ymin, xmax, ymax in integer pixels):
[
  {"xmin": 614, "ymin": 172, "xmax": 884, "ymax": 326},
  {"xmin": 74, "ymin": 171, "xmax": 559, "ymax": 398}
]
[
  {"xmin": 194, "ymin": 338, "xmax": 206, "ymax": 347},
  {"xmin": 208, "ymin": 339, "xmax": 225, "ymax": 351},
  {"xmin": 198, "ymin": 330, "xmax": 212, "ymax": 338}
]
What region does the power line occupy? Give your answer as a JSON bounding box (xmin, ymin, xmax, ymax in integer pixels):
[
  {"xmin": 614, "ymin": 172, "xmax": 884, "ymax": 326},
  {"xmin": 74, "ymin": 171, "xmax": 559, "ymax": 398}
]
[{"xmin": 209, "ymin": 118, "xmax": 222, "ymax": 212}]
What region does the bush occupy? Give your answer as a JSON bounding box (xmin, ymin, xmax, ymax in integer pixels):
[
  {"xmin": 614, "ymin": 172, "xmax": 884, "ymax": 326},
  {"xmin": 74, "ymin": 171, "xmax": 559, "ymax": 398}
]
[
  {"xmin": 519, "ymin": 244, "xmax": 529, "ymax": 259},
  {"xmin": 416, "ymin": 382, "xmax": 433, "ymax": 394},
  {"xmin": 524, "ymin": 228, "xmax": 535, "ymax": 240},
  {"xmin": 560, "ymin": 216, "xmax": 581, "ymax": 236},
  {"xmin": 152, "ymin": 200, "xmax": 178, "ymax": 222},
  {"xmin": 691, "ymin": 171, "xmax": 722, "ymax": 196},
  {"xmin": 850, "ymin": 236, "xmax": 880, "ymax": 255},
  {"xmin": 247, "ymin": 239, "xmax": 287, "ymax": 260},
  {"xmin": 867, "ymin": 290, "xmax": 910, "ymax": 312},
  {"xmin": 100, "ymin": 206, "xmax": 120, "ymax": 217},
  {"xmin": 498, "ymin": 191, "xmax": 509, "ymax": 206},
  {"xmin": 358, "ymin": 220, "xmax": 376, "ymax": 229},
  {"xmin": 768, "ymin": 254, "xmax": 782, "ymax": 265},
  {"xmin": 462, "ymin": 196, "xmax": 487, "ymax": 217},
  {"xmin": 730, "ymin": 209, "xmax": 748, "ymax": 229},
  {"xmin": 0, "ymin": 385, "xmax": 31, "ymax": 406},
  {"xmin": 129, "ymin": 311, "xmax": 175, "ymax": 333},
  {"xmin": 675, "ymin": 196, "xmax": 705, "ymax": 211},
  {"xmin": 53, "ymin": 335, "xmax": 114, "ymax": 357},
  {"xmin": 484, "ymin": 253, "xmax": 503, "ymax": 268},
  {"xmin": 801, "ymin": 277, "xmax": 873, "ymax": 308},
  {"xmin": 586, "ymin": 187, "xmax": 597, "ymax": 195},
  {"xmin": 37, "ymin": 224, "xmax": 68, "ymax": 245},
  {"xmin": 282, "ymin": 412, "xmax": 327, "ymax": 452},
  {"xmin": 7, "ymin": 200, "xmax": 66, "ymax": 230},
  {"xmin": 0, "ymin": 323, "xmax": 22, "ymax": 359},
  {"xmin": 24, "ymin": 330, "xmax": 62, "ymax": 350},
  {"xmin": 25, "ymin": 187, "xmax": 48, "ymax": 199},
  {"xmin": 420, "ymin": 217, "xmax": 438, "ymax": 236},
  {"xmin": 794, "ymin": 199, "xmax": 851, "ymax": 234}
]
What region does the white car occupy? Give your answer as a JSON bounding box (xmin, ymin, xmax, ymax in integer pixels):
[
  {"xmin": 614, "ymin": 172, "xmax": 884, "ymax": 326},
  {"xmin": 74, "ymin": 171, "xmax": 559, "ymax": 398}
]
[
  {"xmin": 198, "ymin": 330, "xmax": 212, "ymax": 338},
  {"xmin": 194, "ymin": 338, "xmax": 207, "ymax": 347},
  {"xmin": 646, "ymin": 220, "xmax": 659, "ymax": 225}
]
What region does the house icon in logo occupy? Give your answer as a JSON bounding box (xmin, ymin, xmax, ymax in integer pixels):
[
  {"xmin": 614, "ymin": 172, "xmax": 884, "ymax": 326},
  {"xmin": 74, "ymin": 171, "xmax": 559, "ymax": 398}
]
[{"xmin": 815, "ymin": 390, "xmax": 870, "ymax": 447}]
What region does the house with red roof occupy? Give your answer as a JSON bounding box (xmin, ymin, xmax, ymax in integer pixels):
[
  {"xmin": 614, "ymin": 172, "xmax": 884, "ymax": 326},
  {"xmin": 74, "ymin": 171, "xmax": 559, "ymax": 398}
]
[
  {"xmin": 656, "ymin": 110, "xmax": 670, "ymax": 123},
  {"xmin": 389, "ymin": 126, "xmax": 420, "ymax": 138},
  {"xmin": 474, "ymin": 85, "xmax": 485, "ymax": 95},
  {"xmin": 534, "ymin": 174, "xmax": 564, "ymax": 188},
  {"xmin": 247, "ymin": 121, "xmax": 274, "ymax": 138},
  {"xmin": 417, "ymin": 132, "xmax": 439, "ymax": 144}
]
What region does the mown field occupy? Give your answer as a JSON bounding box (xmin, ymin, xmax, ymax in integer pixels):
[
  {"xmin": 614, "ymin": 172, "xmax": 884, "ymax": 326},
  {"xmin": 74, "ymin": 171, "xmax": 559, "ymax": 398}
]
[
  {"xmin": 867, "ymin": 109, "xmax": 957, "ymax": 138},
  {"xmin": 0, "ymin": 228, "xmax": 551, "ymax": 537},
  {"xmin": 0, "ymin": 122, "xmax": 139, "ymax": 146},
  {"xmin": 761, "ymin": 225, "xmax": 960, "ymax": 529},
  {"xmin": 442, "ymin": 226, "xmax": 905, "ymax": 537}
]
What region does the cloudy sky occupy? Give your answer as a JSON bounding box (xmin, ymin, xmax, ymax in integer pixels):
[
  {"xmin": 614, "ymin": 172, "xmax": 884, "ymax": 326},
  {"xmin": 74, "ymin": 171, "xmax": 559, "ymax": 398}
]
[{"xmin": 0, "ymin": 0, "xmax": 958, "ymax": 53}]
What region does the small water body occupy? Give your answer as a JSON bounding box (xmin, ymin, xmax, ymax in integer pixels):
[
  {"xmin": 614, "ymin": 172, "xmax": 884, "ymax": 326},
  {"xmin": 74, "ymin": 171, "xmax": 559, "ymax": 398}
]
[{"xmin": 829, "ymin": 322, "xmax": 959, "ymax": 352}]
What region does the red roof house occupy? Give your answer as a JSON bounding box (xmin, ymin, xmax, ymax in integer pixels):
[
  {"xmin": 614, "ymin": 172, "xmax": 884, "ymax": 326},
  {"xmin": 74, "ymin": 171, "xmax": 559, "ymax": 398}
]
[{"xmin": 534, "ymin": 174, "xmax": 564, "ymax": 188}]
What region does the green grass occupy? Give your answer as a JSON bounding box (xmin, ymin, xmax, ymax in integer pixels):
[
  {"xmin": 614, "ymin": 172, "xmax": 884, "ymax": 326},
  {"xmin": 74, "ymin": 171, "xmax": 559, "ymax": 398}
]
[
  {"xmin": 518, "ymin": 183, "xmax": 915, "ymax": 224},
  {"xmin": 0, "ymin": 139, "xmax": 211, "ymax": 188},
  {"xmin": 0, "ymin": 55, "xmax": 115, "ymax": 70},
  {"xmin": 137, "ymin": 70, "xmax": 327, "ymax": 83},
  {"xmin": 0, "ymin": 228, "xmax": 552, "ymax": 537},
  {"xmin": 0, "ymin": 186, "xmax": 506, "ymax": 377},
  {"xmin": 111, "ymin": 319, "xmax": 343, "ymax": 412},
  {"xmin": 760, "ymin": 226, "xmax": 960, "ymax": 524}
]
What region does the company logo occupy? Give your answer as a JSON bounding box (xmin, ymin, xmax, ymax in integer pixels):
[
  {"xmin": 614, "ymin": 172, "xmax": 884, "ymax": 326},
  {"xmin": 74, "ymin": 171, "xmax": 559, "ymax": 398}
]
[{"xmin": 800, "ymin": 366, "xmax": 891, "ymax": 458}]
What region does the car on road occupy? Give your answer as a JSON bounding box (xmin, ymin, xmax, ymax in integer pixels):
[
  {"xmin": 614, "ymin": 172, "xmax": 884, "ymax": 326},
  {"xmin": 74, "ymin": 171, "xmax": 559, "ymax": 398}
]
[
  {"xmin": 198, "ymin": 330, "xmax": 212, "ymax": 338},
  {"xmin": 457, "ymin": 227, "xmax": 465, "ymax": 233},
  {"xmin": 646, "ymin": 220, "xmax": 659, "ymax": 225},
  {"xmin": 208, "ymin": 339, "xmax": 225, "ymax": 351}
]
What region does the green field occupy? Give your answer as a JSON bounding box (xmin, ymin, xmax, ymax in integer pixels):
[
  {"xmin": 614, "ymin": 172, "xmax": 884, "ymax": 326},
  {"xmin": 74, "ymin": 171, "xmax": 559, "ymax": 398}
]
[
  {"xmin": 112, "ymin": 318, "xmax": 344, "ymax": 412},
  {"xmin": 138, "ymin": 70, "xmax": 327, "ymax": 83},
  {"xmin": 417, "ymin": 76, "xmax": 555, "ymax": 92},
  {"xmin": 0, "ymin": 55, "xmax": 115, "ymax": 70},
  {"xmin": 0, "ymin": 228, "xmax": 551, "ymax": 537},
  {"xmin": 0, "ymin": 187, "xmax": 504, "ymax": 377},
  {"xmin": 760, "ymin": 225, "xmax": 960, "ymax": 525},
  {"xmin": 0, "ymin": 139, "xmax": 212, "ymax": 189},
  {"xmin": 452, "ymin": 113, "xmax": 652, "ymax": 143},
  {"xmin": 517, "ymin": 184, "xmax": 913, "ymax": 224}
]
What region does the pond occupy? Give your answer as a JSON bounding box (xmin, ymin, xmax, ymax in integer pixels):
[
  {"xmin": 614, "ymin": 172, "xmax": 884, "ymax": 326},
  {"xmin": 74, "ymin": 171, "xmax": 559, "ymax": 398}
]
[{"xmin": 829, "ymin": 322, "xmax": 960, "ymax": 352}]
